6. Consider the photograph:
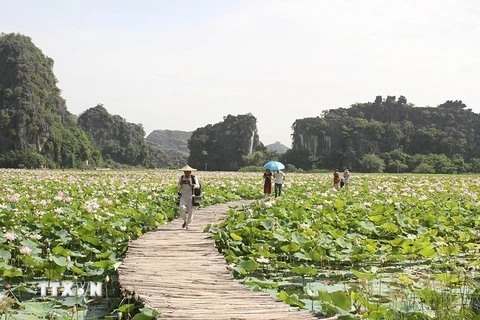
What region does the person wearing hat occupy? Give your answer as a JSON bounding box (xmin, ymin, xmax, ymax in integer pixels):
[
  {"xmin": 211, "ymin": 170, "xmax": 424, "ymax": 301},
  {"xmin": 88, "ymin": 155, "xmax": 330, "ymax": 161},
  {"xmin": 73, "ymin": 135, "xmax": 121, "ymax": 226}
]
[{"xmin": 177, "ymin": 165, "xmax": 200, "ymax": 229}]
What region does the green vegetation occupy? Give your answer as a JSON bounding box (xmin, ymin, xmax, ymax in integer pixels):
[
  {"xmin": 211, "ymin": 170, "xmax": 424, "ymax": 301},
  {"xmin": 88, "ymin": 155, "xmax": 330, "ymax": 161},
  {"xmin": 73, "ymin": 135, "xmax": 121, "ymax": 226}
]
[
  {"xmin": 360, "ymin": 154, "xmax": 385, "ymax": 173},
  {"xmin": 188, "ymin": 113, "xmax": 265, "ymax": 171},
  {"xmin": 209, "ymin": 173, "xmax": 480, "ymax": 319},
  {"xmin": 0, "ymin": 169, "xmax": 264, "ymax": 319},
  {"xmin": 2, "ymin": 169, "xmax": 480, "ymax": 319},
  {"xmin": 0, "ymin": 33, "xmax": 190, "ymax": 170},
  {"xmin": 289, "ymin": 96, "xmax": 480, "ymax": 173},
  {"xmin": 145, "ymin": 129, "xmax": 192, "ymax": 169},
  {"xmin": 0, "ymin": 33, "xmax": 101, "ymax": 169},
  {"xmin": 77, "ymin": 104, "xmax": 151, "ymax": 167}
]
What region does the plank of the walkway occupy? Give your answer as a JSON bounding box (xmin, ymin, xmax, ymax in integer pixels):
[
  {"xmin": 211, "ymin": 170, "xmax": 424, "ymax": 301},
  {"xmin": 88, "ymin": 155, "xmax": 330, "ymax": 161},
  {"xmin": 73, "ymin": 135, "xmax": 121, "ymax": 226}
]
[{"xmin": 117, "ymin": 200, "xmax": 318, "ymax": 320}]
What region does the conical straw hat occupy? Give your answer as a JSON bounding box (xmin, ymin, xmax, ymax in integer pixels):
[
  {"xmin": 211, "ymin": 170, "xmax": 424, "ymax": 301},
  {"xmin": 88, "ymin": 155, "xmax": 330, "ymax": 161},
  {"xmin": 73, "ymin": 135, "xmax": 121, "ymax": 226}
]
[{"xmin": 178, "ymin": 165, "xmax": 197, "ymax": 171}]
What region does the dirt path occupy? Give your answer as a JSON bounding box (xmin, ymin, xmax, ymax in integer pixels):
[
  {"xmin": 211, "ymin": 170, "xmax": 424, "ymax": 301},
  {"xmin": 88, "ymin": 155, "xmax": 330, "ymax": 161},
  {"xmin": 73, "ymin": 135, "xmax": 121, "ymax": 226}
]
[{"xmin": 117, "ymin": 200, "xmax": 318, "ymax": 320}]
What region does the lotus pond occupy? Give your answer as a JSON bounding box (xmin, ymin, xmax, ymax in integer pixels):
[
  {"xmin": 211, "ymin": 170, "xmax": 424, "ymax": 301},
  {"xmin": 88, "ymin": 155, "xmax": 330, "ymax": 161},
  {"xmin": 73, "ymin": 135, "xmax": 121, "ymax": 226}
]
[
  {"xmin": 209, "ymin": 173, "xmax": 480, "ymax": 319},
  {"xmin": 2, "ymin": 170, "xmax": 480, "ymax": 320},
  {"xmin": 0, "ymin": 169, "xmax": 262, "ymax": 319}
]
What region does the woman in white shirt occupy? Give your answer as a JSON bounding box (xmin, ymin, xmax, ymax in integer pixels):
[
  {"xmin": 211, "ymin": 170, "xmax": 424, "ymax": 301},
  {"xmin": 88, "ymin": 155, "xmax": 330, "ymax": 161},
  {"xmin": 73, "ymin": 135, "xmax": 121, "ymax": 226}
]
[
  {"xmin": 343, "ymin": 169, "xmax": 350, "ymax": 190},
  {"xmin": 273, "ymin": 170, "xmax": 286, "ymax": 197}
]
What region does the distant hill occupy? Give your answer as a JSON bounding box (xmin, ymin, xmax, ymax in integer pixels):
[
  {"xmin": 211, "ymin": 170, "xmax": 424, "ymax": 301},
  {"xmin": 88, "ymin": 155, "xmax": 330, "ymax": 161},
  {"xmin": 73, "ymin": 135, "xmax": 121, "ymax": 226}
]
[
  {"xmin": 290, "ymin": 95, "xmax": 480, "ymax": 172},
  {"xmin": 146, "ymin": 129, "xmax": 192, "ymax": 157},
  {"xmin": 188, "ymin": 113, "xmax": 264, "ymax": 171},
  {"xmin": 0, "ymin": 33, "xmax": 101, "ymax": 169},
  {"xmin": 266, "ymin": 141, "xmax": 290, "ymax": 154},
  {"xmin": 77, "ymin": 104, "xmax": 150, "ymax": 166}
]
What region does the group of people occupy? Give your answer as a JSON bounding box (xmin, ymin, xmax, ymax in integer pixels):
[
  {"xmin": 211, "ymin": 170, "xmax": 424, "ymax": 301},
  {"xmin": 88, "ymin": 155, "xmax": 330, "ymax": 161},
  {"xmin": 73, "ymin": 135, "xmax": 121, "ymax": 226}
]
[
  {"xmin": 263, "ymin": 167, "xmax": 351, "ymax": 197},
  {"xmin": 176, "ymin": 164, "xmax": 350, "ymax": 230},
  {"xmin": 176, "ymin": 164, "xmax": 288, "ymax": 231},
  {"xmin": 263, "ymin": 169, "xmax": 286, "ymax": 197},
  {"xmin": 333, "ymin": 168, "xmax": 350, "ymax": 189}
]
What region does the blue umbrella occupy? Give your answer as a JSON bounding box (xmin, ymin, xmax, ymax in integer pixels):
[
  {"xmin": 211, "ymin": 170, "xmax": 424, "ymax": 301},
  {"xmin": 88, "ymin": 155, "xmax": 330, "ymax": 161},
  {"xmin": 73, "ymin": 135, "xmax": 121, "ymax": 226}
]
[{"xmin": 264, "ymin": 161, "xmax": 285, "ymax": 171}]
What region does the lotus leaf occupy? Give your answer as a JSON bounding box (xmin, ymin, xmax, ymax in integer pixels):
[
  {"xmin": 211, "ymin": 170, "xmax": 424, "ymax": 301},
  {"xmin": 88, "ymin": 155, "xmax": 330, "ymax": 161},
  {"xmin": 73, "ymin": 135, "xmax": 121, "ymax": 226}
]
[
  {"xmin": 23, "ymin": 301, "xmax": 55, "ymax": 317},
  {"xmin": 292, "ymin": 266, "xmax": 317, "ymax": 276},
  {"xmin": 118, "ymin": 303, "xmax": 136, "ymax": 313},
  {"xmin": 0, "ymin": 249, "xmax": 12, "ymax": 261},
  {"xmin": 277, "ymin": 290, "xmax": 305, "ymax": 308},
  {"xmin": 239, "ymin": 260, "xmax": 259, "ymax": 272}
]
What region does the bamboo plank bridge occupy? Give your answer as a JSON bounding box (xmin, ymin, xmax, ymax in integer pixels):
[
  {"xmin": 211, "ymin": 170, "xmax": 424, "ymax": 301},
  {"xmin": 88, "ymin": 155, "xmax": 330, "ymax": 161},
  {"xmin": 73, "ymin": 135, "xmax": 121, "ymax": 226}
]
[{"xmin": 118, "ymin": 200, "xmax": 319, "ymax": 320}]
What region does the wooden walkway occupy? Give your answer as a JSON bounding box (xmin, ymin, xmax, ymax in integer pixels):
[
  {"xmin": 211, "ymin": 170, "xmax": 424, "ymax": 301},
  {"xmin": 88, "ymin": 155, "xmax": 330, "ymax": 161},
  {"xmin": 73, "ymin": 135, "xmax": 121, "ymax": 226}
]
[{"xmin": 117, "ymin": 200, "xmax": 318, "ymax": 320}]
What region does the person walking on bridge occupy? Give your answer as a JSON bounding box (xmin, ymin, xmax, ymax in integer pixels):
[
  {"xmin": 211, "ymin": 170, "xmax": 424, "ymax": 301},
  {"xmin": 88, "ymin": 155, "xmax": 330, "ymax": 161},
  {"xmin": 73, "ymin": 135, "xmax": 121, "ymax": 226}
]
[{"xmin": 177, "ymin": 165, "xmax": 200, "ymax": 230}]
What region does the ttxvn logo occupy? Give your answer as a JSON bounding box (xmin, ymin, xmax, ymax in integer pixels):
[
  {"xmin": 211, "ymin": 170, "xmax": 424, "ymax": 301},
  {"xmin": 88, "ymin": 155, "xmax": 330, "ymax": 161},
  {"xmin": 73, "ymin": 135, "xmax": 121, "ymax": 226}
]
[{"xmin": 38, "ymin": 281, "xmax": 103, "ymax": 297}]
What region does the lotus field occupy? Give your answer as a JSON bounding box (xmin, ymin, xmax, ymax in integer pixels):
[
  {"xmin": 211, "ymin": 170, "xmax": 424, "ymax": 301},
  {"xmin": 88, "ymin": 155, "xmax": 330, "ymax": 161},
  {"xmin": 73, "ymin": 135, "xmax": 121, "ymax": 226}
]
[
  {"xmin": 0, "ymin": 169, "xmax": 261, "ymax": 319},
  {"xmin": 1, "ymin": 169, "xmax": 480, "ymax": 319},
  {"xmin": 209, "ymin": 173, "xmax": 480, "ymax": 319}
]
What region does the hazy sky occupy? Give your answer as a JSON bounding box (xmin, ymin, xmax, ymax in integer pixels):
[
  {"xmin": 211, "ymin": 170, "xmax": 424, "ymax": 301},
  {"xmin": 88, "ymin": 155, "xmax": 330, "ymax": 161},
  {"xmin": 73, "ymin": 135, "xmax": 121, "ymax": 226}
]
[{"xmin": 2, "ymin": 0, "xmax": 479, "ymax": 147}]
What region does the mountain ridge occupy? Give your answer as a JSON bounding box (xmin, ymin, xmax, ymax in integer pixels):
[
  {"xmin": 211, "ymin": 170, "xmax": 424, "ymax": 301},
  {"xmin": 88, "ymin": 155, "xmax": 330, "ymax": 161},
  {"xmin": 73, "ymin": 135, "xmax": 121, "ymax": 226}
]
[{"xmin": 265, "ymin": 141, "xmax": 290, "ymax": 154}]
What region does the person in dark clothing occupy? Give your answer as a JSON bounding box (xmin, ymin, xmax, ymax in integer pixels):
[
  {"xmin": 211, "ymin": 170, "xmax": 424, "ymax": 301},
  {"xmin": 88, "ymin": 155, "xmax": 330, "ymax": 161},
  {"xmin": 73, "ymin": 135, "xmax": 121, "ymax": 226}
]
[{"xmin": 263, "ymin": 169, "xmax": 273, "ymax": 195}]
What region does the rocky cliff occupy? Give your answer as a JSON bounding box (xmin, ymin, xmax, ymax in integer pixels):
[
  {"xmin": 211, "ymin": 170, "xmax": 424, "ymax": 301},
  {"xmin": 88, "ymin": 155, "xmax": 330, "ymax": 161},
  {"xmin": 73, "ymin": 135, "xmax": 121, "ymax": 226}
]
[
  {"xmin": 187, "ymin": 113, "xmax": 264, "ymax": 171},
  {"xmin": 291, "ymin": 96, "xmax": 480, "ymax": 170},
  {"xmin": 0, "ymin": 33, "xmax": 99, "ymax": 168}
]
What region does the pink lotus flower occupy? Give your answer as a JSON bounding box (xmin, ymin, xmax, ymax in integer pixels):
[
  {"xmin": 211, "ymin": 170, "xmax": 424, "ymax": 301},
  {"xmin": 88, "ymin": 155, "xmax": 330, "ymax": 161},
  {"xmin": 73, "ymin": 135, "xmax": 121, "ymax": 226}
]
[
  {"xmin": 3, "ymin": 232, "xmax": 16, "ymax": 241},
  {"xmin": 264, "ymin": 200, "xmax": 274, "ymax": 208},
  {"xmin": 6, "ymin": 193, "xmax": 20, "ymax": 202},
  {"xmin": 256, "ymin": 256, "xmax": 269, "ymax": 264},
  {"xmin": 19, "ymin": 246, "xmax": 32, "ymax": 255},
  {"xmin": 360, "ymin": 278, "xmax": 369, "ymax": 286},
  {"xmin": 102, "ymin": 198, "xmax": 113, "ymax": 205}
]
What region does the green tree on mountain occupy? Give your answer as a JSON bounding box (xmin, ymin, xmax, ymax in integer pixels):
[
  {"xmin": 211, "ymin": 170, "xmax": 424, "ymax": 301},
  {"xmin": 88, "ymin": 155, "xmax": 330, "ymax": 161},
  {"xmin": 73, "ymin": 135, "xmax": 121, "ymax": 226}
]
[
  {"xmin": 0, "ymin": 32, "xmax": 100, "ymax": 168},
  {"xmin": 77, "ymin": 104, "xmax": 150, "ymax": 167},
  {"xmin": 290, "ymin": 95, "xmax": 480, "ymax": 172}
]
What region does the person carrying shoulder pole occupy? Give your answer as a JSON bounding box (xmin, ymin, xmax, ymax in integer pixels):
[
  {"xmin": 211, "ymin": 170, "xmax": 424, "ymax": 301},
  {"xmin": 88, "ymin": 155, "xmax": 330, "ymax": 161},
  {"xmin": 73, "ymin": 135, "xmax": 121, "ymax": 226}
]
[{"xmin": 177, "ymin": 165, "xmax": 200, "ymax": 230}]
